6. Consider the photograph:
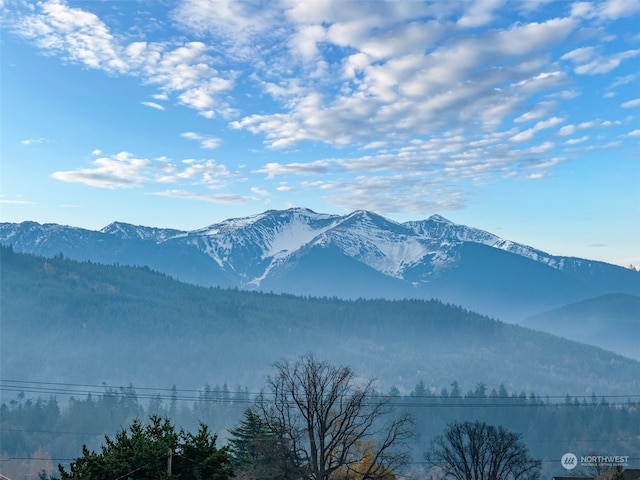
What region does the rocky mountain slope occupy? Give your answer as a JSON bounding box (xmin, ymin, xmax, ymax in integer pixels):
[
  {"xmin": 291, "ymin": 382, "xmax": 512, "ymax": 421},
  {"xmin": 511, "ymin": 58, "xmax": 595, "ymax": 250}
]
[{"xmin": 1, "ymin": 207, "xmax": 638, "ymax": 322}]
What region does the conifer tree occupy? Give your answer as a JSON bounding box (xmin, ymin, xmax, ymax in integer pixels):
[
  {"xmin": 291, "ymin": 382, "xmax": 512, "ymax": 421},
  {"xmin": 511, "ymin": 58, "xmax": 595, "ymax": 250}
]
[
  {"xmin": 57, "ymin": 416, "xmax": 233, "ymax": 480},
  {"xmin": 228, "ymin": 408, "xmax": 303, "ymax": 480}
]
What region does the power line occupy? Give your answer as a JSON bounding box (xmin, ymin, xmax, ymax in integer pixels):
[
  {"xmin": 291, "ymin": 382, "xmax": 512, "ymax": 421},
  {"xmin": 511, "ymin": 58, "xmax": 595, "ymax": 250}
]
[
  {"xmin": 3, "ymin": 425, "xmax": 638, "ymax": 445},
  {"xmin": 0, "ymin": 427, "xmax": 116, "ymax": 436},
  {"xmin": 3, "ymin": 379, "xmax": 638, "ymax": 407}
]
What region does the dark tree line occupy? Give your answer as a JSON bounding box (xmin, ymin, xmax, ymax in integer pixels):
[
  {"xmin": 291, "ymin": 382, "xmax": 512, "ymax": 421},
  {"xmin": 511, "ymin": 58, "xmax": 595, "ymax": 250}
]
[
  {"xmin": 25, "ymin": 357, "xmax": 544, "ymax": 480},
  {"xmin": 2, "ymin": 359, "xmax": 638, "ymax": 479},
  {"xmin": 3, "ymin": 383, "xmax": 638, "ymax": 479}
]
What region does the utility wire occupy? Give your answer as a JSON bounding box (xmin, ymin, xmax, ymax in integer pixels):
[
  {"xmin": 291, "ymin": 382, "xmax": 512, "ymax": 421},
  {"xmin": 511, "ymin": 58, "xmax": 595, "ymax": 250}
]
[{"xmin": 2, "ymin": 379, "xmax": 638, "ymax": 407}]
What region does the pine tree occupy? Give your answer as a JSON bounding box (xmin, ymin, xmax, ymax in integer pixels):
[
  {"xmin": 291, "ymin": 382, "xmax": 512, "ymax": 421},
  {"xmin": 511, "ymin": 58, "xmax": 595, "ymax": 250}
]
[
  {"xmin": 227, "ymin": 408, "xmax": 303, "ymax": 480},
  {"xmin": 58, "ymin": 416, "xmax": 233, "ymax": 480}
]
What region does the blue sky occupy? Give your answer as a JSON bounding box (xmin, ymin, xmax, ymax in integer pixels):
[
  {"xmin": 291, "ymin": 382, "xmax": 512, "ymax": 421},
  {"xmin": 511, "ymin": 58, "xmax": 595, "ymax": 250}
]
[{"xmin": 1, "ymin": 0, "xmax": 638, "ymax": 267}]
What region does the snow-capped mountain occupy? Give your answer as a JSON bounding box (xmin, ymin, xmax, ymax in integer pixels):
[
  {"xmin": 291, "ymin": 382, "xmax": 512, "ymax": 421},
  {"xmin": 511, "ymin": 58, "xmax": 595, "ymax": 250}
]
[
  {"xmin": 101, "ymin": 221, "xmax": 185, "ymax": 243},
  {"xmin": 1, "ymin": 207, "xmax": 638, "ymax": 321}
]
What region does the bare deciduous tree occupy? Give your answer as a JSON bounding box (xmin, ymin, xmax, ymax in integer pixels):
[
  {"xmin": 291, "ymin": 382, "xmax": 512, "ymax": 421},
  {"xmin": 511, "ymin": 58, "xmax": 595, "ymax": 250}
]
[
  {"xmin": 426, "ymin": 420, "xmax": 541, "ymax": 480},
  {"xmin": 257, "ymin": 354, "xmax": 413, "ymax": 480}
]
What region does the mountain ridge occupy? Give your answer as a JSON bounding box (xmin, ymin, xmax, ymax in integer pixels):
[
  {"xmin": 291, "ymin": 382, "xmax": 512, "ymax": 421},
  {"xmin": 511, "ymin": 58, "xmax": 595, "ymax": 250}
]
[
  {"xmin": 521, "ymin": 293, "xmax": 640, "ymax": 360},
  {"xmin": 1, "ymin": 207, "xmax": 638, "ymax": 323}
]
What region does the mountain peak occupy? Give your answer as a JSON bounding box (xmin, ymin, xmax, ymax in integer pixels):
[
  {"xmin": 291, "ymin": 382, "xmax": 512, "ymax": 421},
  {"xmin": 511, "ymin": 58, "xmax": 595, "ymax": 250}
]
[
  {"xmin": 426, "ymin": 214, "xmax": 453, "ymax": 224},
  {"xmin": 2, "ymin": 208, "xmax": 638, "ymax": 324},
  {"xmin": 101, "ymin": 222, "xmax": 185, "ymax": 242}
]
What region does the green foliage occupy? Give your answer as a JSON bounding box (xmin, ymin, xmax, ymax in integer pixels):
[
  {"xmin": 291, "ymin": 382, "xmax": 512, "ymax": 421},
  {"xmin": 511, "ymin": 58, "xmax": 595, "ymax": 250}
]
[
  {"xmin": 173, "ymin": 423, "xmax": 233, "ymax": 480},
  {"xmin": 58, "ymin": 416, "xmax": 175, "ymax": 480},
  {"xmin": 228, "ymin": 408, "xmax": 302, "ymax": 479},
  {"xmin": 57, "ymin": 416, "xmax": 232, "ymax": 480}
]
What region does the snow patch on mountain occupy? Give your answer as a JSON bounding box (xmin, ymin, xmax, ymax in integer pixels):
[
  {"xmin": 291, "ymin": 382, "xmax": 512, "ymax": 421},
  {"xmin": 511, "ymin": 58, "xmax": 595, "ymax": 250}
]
[
  {"xmin": 0, "ymin": 208, "xmax": 617, "ymax": 288},
  {"xmin": 308, "ymin": 211, "xmax": 431, "ymax": 277},
  {"xmin": 101, "ymin": 222, "xmax": 185, "ymax": 243},
  {"xmin": 405, "ymin": 216, "xmax": 560, "ymax": 270},
  {"xmin": 263, "ymin": 218, "xmax": 336, "ymax": 258}
]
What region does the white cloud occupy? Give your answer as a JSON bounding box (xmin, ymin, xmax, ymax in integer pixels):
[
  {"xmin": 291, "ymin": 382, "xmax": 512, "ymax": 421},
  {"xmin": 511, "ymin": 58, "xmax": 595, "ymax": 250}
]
[
  {"xmin": 7, "ymin": 0, "xmax": 637, "ymax": 215},
  {"xmin": 582, "ymin": 140, "xmax": 623, "ymax": 150},
  {"xmin": 7, "ymin": 0, "xmax": 584, "ymax": 153},
  {"xmin": 458, "ymin": 0, "xmax": 505, "ymax": 28},
  {"xmin": 319, "ymin": 175, "xmax": 468, "ymax": 215},
  {"xmin": 607, "ymin": 73, "xmax": 639, "ymax": 90},
  {"xmin": 547, "ymin": 89, "xmax": 580, "ymax": 100},
  {"xmin": 527, "ymin": 172, "xmax": 550, "ymax": 179},
  {"xmin": 10, "ymin": 2, "xmax": 235, "ymax": 117},
  {"xmin": 141, "ymin": 101, "xmax": 165, "ymax": 110},
  {"xmin": 510, "ymin": 117, "xmax": 565, "ymax": 142},
  {"xmin": 562, "ymin": 45, "xmax": 640, "ymax": 75},
  {"xmin": 51, "ymin": 150, "xmax": 236, "ymax": 189},
  {"xmin": 21, "ymin": 138, "xmax": 44, "ymax": 145},
  {"xmin": 494, "ymin": 17, "xmax": 577, "ymax": 56},
  {"xmin": 515, "ymin": 102, "xmax": 556, "ymax": 123},
  {"xmin": 621, "ymin": 98, "xmax": 640, "ymax": 108},
  {"xmin": 0, "ymin": 195, "xmax": 36, "ymax": 205},
  {"xmin": 528, "ymin": 141, "xmax": 554, "ymax": 153},
  {"xmin": 363, "ymin": 140, "xmax": 388, "ymax": 150},
  {"xmin": 574, "ymin": 49, "xmax": 640, "ymax": 75},
  {"xmin": 158, "ymin": 158, "xmax": 234, "ymax": 186},
  {"xmin": 230, "ymin": 12, "xmax": 578, "ymax": 148},
  {"xmin": 629, "ymin": 129, "xmax": 640, "ymax": 137},
  {"xmin": 181, "ymin": 132, "xmax": 222, "ymax": 149},
  {"xmin": 244, "ymin": 121, "xmax": 579, "ymax": 213},
  {"xmin": 570, "ymin": 0, "xmax": 640, "ymax": 19},
  {"xmin": 558, "ymin": 125, "xmax": 577, "ymax": 136},
  {"xmin": 51, "ymin": 151, "xmax": 150, "ymax": 189},
  {"xmin": 15, "ymin": 1, "xmax": 128, "ymax": 73},
  {"xmin": 561, "ymin": 46, "xmax": 596, "ymax": 63},
  {"xmin": 153, "ymin": 189, "xmax": 247, "ymax": 204},
  {"xmin": 595, "ymin": 0, "xmax": 640, "ymax": 20},
  {"xmin": 559, "ymin": 119, "xmax": 619, "ymax": 137},
  {"xmin": 565, "ymin": 136, "xmax": 589, "ymax": 144},
  {"xmin": 254, "ymin": 160, "xmax": 332, "ymax": 178},
  {"xmin": 171, "ymin": 0, "xmax": 283, "ymax": 61}
]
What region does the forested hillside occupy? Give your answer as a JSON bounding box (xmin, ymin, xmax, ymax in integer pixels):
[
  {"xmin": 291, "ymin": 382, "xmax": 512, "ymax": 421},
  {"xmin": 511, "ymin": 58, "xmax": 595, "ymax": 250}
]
[
  {"xmin": 522, "ymin": 293, "xmax": 640, "ymax": 360},
  {"xmin": 2, "ymin": 245, "xmax": 639, "ymax": 397}
]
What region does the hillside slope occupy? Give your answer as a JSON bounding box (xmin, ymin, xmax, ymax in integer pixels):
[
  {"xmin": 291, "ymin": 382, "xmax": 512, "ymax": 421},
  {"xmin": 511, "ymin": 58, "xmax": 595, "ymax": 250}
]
[
  {"xmin": 521, "ymin": 293, "xmax": 640, "ymax": 360},
  {"xmin": 2, "ymin": 246, "xmax": 638, "ymax": 397}
]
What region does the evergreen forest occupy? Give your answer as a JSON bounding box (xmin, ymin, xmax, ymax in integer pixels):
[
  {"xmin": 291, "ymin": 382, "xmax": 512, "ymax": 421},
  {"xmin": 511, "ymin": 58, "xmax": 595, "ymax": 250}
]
[{"xmin": 1, "ymin": 380, "xmax": 638, "ymax": 479}]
